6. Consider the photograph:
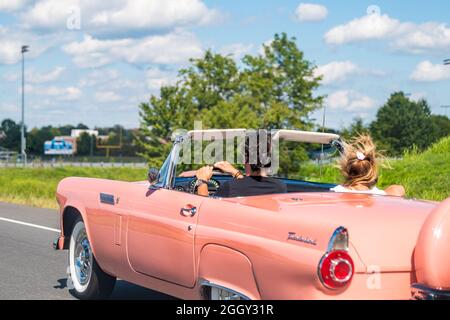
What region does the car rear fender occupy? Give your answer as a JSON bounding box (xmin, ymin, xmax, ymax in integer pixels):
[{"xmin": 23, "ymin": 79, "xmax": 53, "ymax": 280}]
[
  {"xmin": 198, "ymin": 244, "xmax": 260, "ymax": 300},
  {"xmin": 414, "ymin": 197, "xmax": 450, "ymax": 291}
]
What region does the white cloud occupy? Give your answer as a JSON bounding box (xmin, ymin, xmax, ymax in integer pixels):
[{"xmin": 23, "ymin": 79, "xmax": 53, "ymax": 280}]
[
  {"xmin": 314, "ymin": 61, "xmax": 360, "ymax": 85},
  {"xmin": 3, "ymin": 73, "xmax": 19, "ymax": 82},
  {"xmin": 146, "ymin": 67, "xmax": 177, "ymax": 90},
  {"xmin": 393, "ymin": 23, "xmax": 450, "ymax": 54},
  {"xmin": 295, "ymin": 3, "xmax": 328, "ymax": 22},
  {"xmin": 0, "ymin": 0, "xmax": 31, "ymax": 12},
  {"xmin": 91, "ymin": 0, "xmax": 220, "ymax": 32},
  {"xmin": 63, "ymin": 31, "xmax": 203, "ymax": 67},
  {"xmin": 25, "ymin": 85, "xmax": 82, "ymax": 101},
  {"xmin": 327, "ymin": 90, "xmax": 376, "ymax": 111},
  {"xmin": 78, "ymin": 68, "xmax": 120, "ymax": 87},
  {"xmin": 324, "ymin": 13, "xmax": 450, "ymax": 54},
  {"xmin": 4, "ymin": 67, "xmax": 65, "ymax": 83},
  {"xmin": 410, "ymin": 60, "xmax": 450, "ymax": 82},
  {"xmin": 0, "ymin": 102, "xmax": 17, "ymax": 113},
  {"xmin": 258, "ymin": 39, "xmax": 275, "ymax": 55},
  {"xmin": 325, "ymin": 14, "xmax": 400, "ymax": 45},
  {"xmin": 29, "ymin": 67, "xmax": 66, "ymax": 83},
  {"xmin": 409, "ymin": 92, "xmax": 427, "ymax": 102},
  {"xmin": 77, "ymin": 68, "xmax": 144, "ymax": 100},
  {"xmin": 220, "ymin": 43, "xmax": 254, "ymax": 60},
  {"xmin": 108, "ymin": 79, "xmax": 144, "ymax": 91},
  {"xmin": 20, "ymin": 0, "xmax": 83, "ymax": 30},
  {"xmin": 95, "ymin": 91, "xmax": 123, "ymax": 103},
  {"xmin": 21, "ymin": 0, "xmax": 219, "ymax": 35},
  {"xmin": 0, "ymin": 27, "xmax": 56, "ymax": 64}
]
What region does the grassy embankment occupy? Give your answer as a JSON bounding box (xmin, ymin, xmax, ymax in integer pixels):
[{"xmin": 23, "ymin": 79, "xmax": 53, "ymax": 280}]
[
  {"xmin": 0, "ymin": 167, "xmax": 147, "ymax": 209},
  {"xmin": 0, "ymin": 136, "xmax": 448, "ymax": 209},
  {"xmin": 303, "ymin": 136, "xmax": 450, "ymax": 201}
]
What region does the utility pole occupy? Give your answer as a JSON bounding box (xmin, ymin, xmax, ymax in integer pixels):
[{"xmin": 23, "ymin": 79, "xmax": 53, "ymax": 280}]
[
  {"xmin": 443, "ymin": 60, "xmax": 450, "ymax": 117},
  {"xmin": 21, "ymin": 45, "xmax": 29, "ymax": 165},
  {"xmin": 441, "ymin": 106, "xmax": 450, "ymax": 118},
  {"xmin": 90, "ymin": 134, "xmax": 94, "ymax": 158}
]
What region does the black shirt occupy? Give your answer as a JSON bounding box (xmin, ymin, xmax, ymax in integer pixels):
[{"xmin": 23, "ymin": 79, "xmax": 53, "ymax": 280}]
[{"xmin": 214, "ymin": 176, "xmax": 287, "ymax": 198}]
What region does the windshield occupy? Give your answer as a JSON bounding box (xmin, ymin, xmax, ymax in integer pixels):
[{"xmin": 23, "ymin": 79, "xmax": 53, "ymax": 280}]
[
  {"xmin": 155, "ymin": 153, "xmax": 171, "ymax": 187},
  {"xmin": 273, "ymin": 141, "xmax": 338, "ymax": 181}
]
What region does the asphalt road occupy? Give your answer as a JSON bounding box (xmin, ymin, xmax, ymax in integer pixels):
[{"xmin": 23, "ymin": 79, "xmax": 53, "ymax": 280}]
[{"xmin": 0, "ymin": 202, "xmax": 173, "ymax": 300}]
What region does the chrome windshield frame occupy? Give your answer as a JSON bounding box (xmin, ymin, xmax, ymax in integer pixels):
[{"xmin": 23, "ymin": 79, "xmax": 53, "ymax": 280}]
[{"xmin": 152, "ymin": 133, "xmax": 187, "ymax": 190}]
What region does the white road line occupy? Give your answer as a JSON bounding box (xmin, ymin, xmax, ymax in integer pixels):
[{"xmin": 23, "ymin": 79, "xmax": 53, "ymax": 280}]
[{"xmin": 0, "ymin": 217, "xmax": 60, "ymax": 233}]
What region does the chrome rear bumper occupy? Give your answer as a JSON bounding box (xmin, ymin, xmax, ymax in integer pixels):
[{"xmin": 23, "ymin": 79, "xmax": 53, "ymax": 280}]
[{"xmin": 411, "ymin": 283, "xmax": 450, "ymax": 300}]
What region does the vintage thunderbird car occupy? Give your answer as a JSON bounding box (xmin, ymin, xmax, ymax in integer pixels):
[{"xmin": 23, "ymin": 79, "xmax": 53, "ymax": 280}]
[{"xmin": 54, "ymin": 129, "xmax": 450, "ymax": 300}]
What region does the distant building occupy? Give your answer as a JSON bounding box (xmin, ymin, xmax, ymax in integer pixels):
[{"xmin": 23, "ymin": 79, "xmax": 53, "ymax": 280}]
[{"xmin": 70, "ymin": 129, "xmax": 99, "ymax": 138}]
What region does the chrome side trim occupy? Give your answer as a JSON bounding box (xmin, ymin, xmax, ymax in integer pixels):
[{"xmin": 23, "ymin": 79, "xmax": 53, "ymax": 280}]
[
  {"xmin": 411, "ymin": 283, "xmax": 450, "ymax": 300},
  {"xmin": 200, "ymin": 280, "xmax": 251, "ymax": 300},
  {"xmin": 326, "ymin": 226, "xmax": 348, "ymax": 252}
]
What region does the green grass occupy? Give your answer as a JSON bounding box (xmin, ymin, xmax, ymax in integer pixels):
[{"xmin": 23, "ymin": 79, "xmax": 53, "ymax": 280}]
[
  {"xmin": 304, "ymin": 136, "xmax": 450, "ymax": 202},
  {"xmin": 377, "ymin": 136, "xmax": 450, "ymax": 201},
  {"xmin": 0, "ymin": 167, "xmax": 146, "ymax": 209},
  {"xmin": 1, "ymin": 137, "xmax": 449, "ymax": 209}
]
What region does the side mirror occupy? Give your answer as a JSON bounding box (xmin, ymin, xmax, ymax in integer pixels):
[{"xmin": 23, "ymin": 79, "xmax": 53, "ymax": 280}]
[{"xmin": 147, "ymin": 168, "xmax": 159, "ymax": 184}]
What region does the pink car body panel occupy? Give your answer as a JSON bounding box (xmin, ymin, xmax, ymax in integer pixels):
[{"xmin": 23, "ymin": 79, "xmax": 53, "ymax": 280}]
[
  {"xmin": 55, "ymin": 176, "xmax": 450, "ymax": 299},
  {"xmin": 414, "ymin": 198, "xmax": 450, "ymax": 289}
]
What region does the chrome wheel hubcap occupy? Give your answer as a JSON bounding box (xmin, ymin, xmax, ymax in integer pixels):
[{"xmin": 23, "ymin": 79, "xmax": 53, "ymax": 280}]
[{"xmin": 74, "ymin": 230, "xmax": 92, "ymax": 285}]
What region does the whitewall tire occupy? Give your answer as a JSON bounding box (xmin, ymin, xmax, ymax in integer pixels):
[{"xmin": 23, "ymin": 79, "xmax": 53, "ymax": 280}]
[{"xmin": 68, "ymin": 217, "xmax": 116, "ymax": 299}]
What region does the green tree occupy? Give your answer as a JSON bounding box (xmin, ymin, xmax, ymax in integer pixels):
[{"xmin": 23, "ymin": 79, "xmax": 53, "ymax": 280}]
[
  {"xmin": 136, "ymin": 33, "xmax": 323, "ymax": 168},
  {"xmin": 430, "ymin": 115, "xmax": 450, "ymax": 142},
  {"xmin": 340, "ymin": 117, "xmax": 370, "ymax": 140},
  {"xmin": 76, "ymin": 132, "xmax": 94, "ymax": 156},
  {"xmin": 370, "ymin": 92, "xmax": 436, "ymax": 156},
  {"xmin": 27, "ymin": 125, "xmax": 61, "ymax": 155},
  {"xmin": 0, "ymin": 119, "xmax": 22, "ymax": 152},
  {"xmin": 58, "ymin": 125, "xmax": 75, "ymax": 136}
]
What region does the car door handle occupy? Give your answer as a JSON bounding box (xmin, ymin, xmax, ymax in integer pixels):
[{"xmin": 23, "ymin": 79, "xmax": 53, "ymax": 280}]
[{"xmin": 180, "ymin": 205, "xmax": 197, "ymax": 217}]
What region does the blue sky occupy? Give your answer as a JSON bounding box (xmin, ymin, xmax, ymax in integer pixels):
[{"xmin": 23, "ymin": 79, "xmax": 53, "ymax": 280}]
[{"xmin": 1, "ymin": 0, "xmax": 449, "ymax": 130}]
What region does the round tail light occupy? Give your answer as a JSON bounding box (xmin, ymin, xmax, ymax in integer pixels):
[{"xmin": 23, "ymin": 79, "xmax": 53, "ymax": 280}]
[{"xmin": 318, "ymin": 250, "xmax": 354, "ymax": 289}]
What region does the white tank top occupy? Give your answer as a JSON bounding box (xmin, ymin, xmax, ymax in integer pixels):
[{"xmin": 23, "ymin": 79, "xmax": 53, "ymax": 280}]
[{"xmin": 330, "ymin": 185, "xmax": 387, "ymax": 195}]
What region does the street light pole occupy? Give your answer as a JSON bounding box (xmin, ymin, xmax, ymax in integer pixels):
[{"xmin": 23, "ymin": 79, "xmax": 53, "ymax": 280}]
[{"xmin": 21, "ymin": 45, "xmax": 29, "ymax": 165}]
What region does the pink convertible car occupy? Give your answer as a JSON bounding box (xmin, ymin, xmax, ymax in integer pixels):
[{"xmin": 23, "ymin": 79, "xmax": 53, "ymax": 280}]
[{"xmin": 54, "ymin": 129, "xmax": 450, "ymax": 300}]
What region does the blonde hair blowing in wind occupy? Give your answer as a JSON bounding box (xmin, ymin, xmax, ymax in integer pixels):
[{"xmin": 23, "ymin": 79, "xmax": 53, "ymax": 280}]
[{"xmin": 339, "ymin": 134, "xmax": 380, "ymax": 189}]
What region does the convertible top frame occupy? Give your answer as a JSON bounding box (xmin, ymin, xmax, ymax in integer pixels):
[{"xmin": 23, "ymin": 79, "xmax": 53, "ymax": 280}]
[
  {"xmin": 184, "ymin": 129, "xmax": 340, "ymax": 145},
  {"xmin": 158, "ymin": 129, "xmax": 342, "ymax": 190}
]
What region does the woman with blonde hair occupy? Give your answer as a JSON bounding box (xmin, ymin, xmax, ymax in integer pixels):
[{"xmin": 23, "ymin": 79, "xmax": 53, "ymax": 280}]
[{"xmin": 331, "ymin": 134, "xmax": 405, "ymax": 196}]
